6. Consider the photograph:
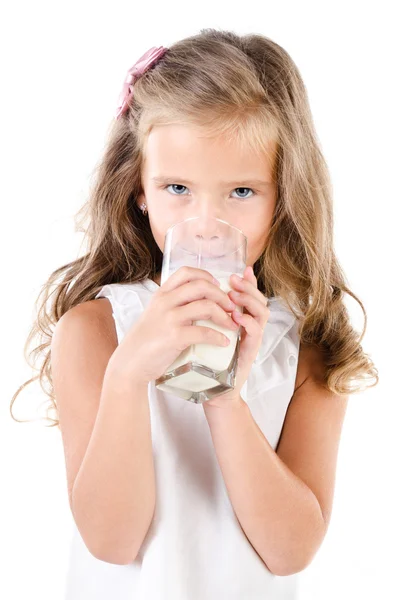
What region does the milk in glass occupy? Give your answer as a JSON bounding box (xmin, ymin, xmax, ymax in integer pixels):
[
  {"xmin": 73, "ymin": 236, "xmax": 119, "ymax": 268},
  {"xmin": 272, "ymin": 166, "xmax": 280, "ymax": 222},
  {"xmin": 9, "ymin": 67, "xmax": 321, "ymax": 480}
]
[
  {"xmin": 154, "ymin": 216, "xmax": 247, "ymax": 403},
  {"xmin": 155, "ymin": 272, "xmax": 242, "ymax": 397}
]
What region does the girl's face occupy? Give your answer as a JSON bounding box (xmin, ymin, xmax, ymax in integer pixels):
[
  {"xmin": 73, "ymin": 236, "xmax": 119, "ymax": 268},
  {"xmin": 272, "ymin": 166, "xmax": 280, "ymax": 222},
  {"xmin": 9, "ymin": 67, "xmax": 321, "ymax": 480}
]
[{"xmin": 137, "ymin": 124, "xmax": 277, "ymax": 280}]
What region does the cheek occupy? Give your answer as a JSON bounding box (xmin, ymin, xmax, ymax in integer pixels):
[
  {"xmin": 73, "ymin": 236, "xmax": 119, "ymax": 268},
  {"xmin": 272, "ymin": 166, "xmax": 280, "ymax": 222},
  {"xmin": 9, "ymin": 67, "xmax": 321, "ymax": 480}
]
[
  {"xmin": 148, "ymin": 216, "xmax": 176, "ymax": 255},
  {"xmin": 244, "ymin": 219, "xmax": 273, "ymax": 262},
  {"xmin": 146, "ymin": 214, "xmax": 165, "ymax": 252}
]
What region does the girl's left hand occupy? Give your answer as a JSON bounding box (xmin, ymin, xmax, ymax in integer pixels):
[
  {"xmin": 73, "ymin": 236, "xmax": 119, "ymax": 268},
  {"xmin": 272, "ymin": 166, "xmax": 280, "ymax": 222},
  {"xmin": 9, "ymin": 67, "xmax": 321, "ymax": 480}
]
[{"xmin": 203, "ymin": 265, "xmax": 270, "ymax": 410}]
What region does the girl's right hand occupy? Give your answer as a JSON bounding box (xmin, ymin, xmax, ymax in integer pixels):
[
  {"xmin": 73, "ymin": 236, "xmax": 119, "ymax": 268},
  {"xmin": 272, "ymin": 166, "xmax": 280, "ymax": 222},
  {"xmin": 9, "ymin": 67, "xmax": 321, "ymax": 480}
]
[{"xmin": 111, "ymin": 266, "xmax": 239, "ymax": 385}]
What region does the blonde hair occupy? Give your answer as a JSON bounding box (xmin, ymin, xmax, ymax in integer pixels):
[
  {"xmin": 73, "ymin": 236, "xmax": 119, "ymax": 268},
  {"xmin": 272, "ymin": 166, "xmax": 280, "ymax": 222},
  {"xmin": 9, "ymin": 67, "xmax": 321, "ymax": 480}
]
[{"xmin": 11, "ymin": 28, "xmax": 379, "ymax": 428}]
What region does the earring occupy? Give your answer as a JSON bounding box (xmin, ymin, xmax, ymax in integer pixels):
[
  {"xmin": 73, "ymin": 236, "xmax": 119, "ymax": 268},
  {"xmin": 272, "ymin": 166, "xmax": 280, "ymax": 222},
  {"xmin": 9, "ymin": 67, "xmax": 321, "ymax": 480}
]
[{"xmin": 140, "ymin": 203, "xmax": 148, "ymax": 216}]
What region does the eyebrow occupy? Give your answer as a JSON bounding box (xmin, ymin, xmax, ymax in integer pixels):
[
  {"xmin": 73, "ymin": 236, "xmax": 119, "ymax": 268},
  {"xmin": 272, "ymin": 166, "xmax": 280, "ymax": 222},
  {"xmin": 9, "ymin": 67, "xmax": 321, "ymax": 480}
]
[{"xmin": 151, "ymin": 175, "xmax": 273, "ymax": 188}]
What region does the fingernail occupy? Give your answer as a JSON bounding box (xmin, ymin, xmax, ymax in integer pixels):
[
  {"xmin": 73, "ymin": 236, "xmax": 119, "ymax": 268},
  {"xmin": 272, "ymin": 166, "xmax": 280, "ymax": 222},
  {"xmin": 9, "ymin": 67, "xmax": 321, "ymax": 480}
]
[{"xmin": 212, "ymin": 277, "xmax": 221, "ymax": 286}]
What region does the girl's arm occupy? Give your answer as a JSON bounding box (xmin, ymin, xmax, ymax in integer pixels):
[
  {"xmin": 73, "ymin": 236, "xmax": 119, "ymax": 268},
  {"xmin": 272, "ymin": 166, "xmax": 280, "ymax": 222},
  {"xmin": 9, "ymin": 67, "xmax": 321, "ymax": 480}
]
[
  {"xmin": 52, "ymin": 300, "xmax": 156, "ymax": 565},
  {"xmin": 203, "ymin": 344, "xmax": 348, "ymax": 576}
]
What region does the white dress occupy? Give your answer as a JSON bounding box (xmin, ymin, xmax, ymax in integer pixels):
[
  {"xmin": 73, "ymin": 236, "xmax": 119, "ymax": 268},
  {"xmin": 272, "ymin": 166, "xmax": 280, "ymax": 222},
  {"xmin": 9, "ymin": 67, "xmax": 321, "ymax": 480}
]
[{"xmin": 64, "ymin": 279, "xmax": 301, "ymax": 600}]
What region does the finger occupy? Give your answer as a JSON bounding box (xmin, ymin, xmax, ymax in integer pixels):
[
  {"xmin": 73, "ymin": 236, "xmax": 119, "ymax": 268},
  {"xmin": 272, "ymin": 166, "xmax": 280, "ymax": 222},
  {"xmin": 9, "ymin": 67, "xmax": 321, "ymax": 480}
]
[
  {"xmin": 245, "ymin": 265, "xmax": 258, "ymax": 289},
  {"xmin": 159, "ymin": 270, "xmax": 235, "ymax": 313},
  {"xmin": 233, "ymin": 310, "xmax": 264, "ymax": 338},
  {"xmin": 162, "ymin": 265, "xmax": 219, "ymax": 293},
  {"xmin": 177, "ymin": 299, "xmax": 239, "ymax": 331},
  {"xmin": 229, "ymin": 273, "xmax": 268, "ymax": 306},
  {"xmin": 229, "ymin": 291, "xmax": 269, "ymax": 329},
  {"xmin": 243, "ymin": 267, "xmax": 269, "ymax": 305},
  {"xmin": 171, "ymin": 279, "xmax": 236, "ymax": 312}
]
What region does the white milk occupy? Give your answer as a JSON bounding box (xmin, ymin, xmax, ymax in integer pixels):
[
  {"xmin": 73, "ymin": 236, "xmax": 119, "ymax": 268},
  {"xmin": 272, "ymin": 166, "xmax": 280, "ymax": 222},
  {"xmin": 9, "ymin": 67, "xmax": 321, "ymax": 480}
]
[{"xmin": 156, "ymin": 274, "xmax": 240, "ymax": 394}]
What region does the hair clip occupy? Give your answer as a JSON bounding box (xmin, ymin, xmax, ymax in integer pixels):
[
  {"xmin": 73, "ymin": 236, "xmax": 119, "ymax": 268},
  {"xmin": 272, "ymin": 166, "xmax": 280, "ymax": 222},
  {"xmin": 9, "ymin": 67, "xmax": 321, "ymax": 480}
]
[{"xmin": 115, "ymin": 46, "xmax": 168, "ymax": 119}]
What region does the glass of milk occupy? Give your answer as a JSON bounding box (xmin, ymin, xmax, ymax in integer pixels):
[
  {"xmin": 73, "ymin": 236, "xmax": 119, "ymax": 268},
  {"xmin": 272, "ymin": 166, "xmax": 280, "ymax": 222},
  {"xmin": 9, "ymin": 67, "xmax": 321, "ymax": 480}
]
[{"xmin": 155, "ymin": 216, "xmax": 247, "ymax": 404}]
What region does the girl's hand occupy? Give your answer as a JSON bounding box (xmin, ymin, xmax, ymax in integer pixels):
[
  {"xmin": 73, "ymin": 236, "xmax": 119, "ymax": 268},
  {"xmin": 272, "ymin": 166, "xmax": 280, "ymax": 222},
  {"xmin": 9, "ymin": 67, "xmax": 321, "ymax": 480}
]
[
  {"xmin": 203, "ymin": 265, "xmax": 270, "ymax": 410},
  {"xmin": 112, "ymin": 266, "xmax": 239, "ymax": 385}
]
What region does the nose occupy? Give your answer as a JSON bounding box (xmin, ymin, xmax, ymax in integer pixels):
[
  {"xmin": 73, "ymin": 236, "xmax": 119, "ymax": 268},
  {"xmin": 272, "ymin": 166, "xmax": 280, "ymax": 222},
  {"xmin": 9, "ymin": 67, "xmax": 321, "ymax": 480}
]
[
  {"xmin": 194, "ymin": 223, "xmax": 224, "ymax": 259},
  {"xmin": 191, "ymin": 215, "xmax": 224, "ymax": 241},
  {"xmin": 188, "ymin": 216, "xmax": 228, "ymax": 259}
]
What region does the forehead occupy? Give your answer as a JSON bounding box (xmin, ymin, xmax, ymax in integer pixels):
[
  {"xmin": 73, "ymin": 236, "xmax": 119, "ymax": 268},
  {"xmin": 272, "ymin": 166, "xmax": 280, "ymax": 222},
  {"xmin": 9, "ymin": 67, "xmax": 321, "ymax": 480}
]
[{"xmin": 142, "ymin": 123, "xmax": 276, "ymax": 180}]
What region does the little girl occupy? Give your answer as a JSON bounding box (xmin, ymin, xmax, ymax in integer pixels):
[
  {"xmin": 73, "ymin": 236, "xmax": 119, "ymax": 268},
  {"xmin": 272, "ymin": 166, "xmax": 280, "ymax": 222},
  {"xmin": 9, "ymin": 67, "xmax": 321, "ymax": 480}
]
[{"xmin": 11, "ymin": 28, "xmax": 378, "ymax": 599}]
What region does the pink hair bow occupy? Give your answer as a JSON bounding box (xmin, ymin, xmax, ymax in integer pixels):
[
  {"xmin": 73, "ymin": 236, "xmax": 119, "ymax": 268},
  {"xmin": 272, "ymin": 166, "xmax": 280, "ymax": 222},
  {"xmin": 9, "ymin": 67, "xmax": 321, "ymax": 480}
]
[{"xmin": 115, "ymin": 46, "xmax": 168, "ymax": 119}]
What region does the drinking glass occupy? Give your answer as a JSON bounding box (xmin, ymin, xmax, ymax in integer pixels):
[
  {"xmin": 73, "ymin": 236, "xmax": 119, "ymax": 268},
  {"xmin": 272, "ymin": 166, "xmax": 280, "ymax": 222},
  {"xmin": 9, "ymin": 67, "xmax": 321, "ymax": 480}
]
[{"xmin": 155, "ymin": 216, "xmax": 247, "ymax": 403}]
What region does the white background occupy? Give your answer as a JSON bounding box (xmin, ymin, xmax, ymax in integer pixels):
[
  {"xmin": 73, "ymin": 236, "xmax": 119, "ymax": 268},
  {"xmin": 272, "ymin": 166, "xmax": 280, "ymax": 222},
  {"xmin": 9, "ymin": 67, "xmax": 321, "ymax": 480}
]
[{"xmin": 2, "ymin": 1, "xmax": 395, "ymax": 598}]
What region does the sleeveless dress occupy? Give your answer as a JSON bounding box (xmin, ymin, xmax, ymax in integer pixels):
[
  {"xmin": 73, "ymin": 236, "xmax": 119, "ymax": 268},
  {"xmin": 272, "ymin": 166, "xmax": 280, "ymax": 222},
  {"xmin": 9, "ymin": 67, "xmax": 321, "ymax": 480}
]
[{"xmin": 64, "ymin": 279, "xmax": 301, "ymax": 600}]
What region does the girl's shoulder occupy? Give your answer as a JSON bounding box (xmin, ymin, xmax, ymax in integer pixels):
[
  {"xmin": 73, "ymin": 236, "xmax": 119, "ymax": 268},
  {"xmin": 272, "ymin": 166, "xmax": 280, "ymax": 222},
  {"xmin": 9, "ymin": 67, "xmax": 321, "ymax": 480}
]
[
  {"xmin": 92, "ymin": 280, "xmax": 154, "ymax": 344},
  {"xmin": 293, "ymin": 342, "xmax": 328, "ymax": 392},
  {"xmin": 58, "ymin": 295, "xmax": 118, "ymax": 348}
]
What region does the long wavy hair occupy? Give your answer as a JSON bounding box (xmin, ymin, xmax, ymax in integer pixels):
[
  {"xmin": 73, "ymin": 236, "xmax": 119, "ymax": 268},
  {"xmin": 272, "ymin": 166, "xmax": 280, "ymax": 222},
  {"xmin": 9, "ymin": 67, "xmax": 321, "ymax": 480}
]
[{"xmin": 11, "ymin": 28, "xmax": 379, "ymax": 428}]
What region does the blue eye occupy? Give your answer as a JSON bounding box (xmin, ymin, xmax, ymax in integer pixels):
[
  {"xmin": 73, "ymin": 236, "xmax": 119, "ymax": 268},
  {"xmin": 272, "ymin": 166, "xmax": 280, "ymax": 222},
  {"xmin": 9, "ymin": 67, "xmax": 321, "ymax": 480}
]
[
  {"xmin": 163, "ymin": 184, "xmax": 256, "ymax": 199},
  {"xmin": 231, "ymin": 187, "xmax": 255, "ymax": 199},
  {"xmin": 165, "ymin": 184, "xmax": 188, "ymax": 195}
]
